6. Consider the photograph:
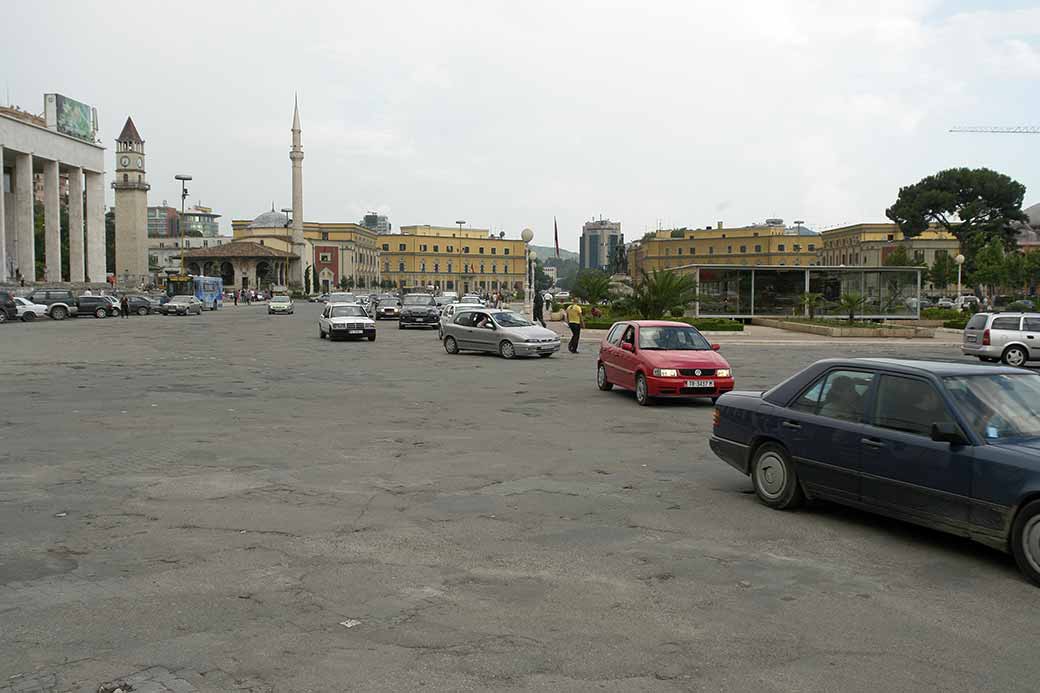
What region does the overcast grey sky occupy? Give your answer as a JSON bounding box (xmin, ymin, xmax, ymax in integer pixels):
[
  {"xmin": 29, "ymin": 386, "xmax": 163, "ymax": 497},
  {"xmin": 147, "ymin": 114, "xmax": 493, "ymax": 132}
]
[{"xmin": 4, "ymin": 1, "xmax": 1038, "ymax": 248}]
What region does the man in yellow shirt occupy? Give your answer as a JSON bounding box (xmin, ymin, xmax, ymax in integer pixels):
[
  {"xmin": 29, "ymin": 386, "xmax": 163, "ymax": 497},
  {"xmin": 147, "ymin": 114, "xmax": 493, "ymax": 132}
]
[{"xmin": 565, "ymin": 302, "xmax": 584, "ymax": 353}]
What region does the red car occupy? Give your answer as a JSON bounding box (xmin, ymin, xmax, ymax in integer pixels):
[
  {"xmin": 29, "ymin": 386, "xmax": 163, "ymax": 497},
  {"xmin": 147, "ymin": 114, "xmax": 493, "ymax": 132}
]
[{"xmin": 596, "ymin": 320, "xmax": 735, "ymax": 405}]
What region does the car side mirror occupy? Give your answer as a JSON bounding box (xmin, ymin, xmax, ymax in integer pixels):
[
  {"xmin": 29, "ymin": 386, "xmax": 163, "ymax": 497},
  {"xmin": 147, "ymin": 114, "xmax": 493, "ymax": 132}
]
[
  {"xmin": 486, "ymin": 323, "xmax": 496, "ymax": 330},
  {"xmin": 931, "ymin": 422, "xmax": 967, "ymax": 445},
  {"xmin": 621, "ymin": 342, "xmax": 635, "ymax": 352},
  {"xmin": 711, "ymin": 343, "xmax": 721, "ymax": 351}
]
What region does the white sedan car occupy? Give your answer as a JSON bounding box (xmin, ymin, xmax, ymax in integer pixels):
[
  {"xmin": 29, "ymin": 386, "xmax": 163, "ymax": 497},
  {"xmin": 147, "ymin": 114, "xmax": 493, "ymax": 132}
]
[
  {"xmin": 14, "ymin": 296, "xmax": 48, "ymax": 321},
  {"xmin": 319, "ymin": 302, "xmax": 377, "ymax": 341}
]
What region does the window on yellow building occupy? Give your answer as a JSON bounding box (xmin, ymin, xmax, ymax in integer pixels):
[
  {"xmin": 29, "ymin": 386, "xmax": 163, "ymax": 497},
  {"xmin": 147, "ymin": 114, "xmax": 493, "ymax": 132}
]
[
  {"xmin": 677, "ymin": 248, "xmax": 682, "ymax": 255},
  {"xmin": 321, "ymin": 232, "xmax": 329, "ymax": 240},
  {"xmin": 480, "ymin": 264, "xmax": 485, "ymax": 273},
  {"xmin": 463, "ymin": 246, "xmax": 470, "ymax": 253},
  {"xmin": 740, "ymin": 245, "xmax": 747, "ymax": 253},
  {"xmin": 492, "ymin": 264, "xmax": 497, "ymax": 273},
  {"xmin": 420, "ymin": 244, "xmax": 428, "ymax": 252},
  {"xmin": 447, "ymin": 245, "xmax": 453, "ymax": 252},
  {"xmin": 382, "ymin": 243, "xmax": 389, "ymax": 251},
  {"xmin": 399, "ymin": 243, "xmax": 406, "ymax": 251},
  {"xmin": 778, "ymin": 244, "xmax": 785, "ymax": 252},
  {"xmin": 689, "ymin": 247, "xmax": 695, "ymax": 255},
  {"xmin": 448, "ymin": 262, "xmax": 453, "ymax": 273},
  {"xmin": 434, "ymin": 263, "xmax": 439, "ymax": 273},
  {"xmin": 384, "ymin": 262, "xmax": 389, "ymax": 272},
  {"xmin": 398, "ymin": 262, "xmax": 405, "ymax": 272},
  {"xmin": 433, "ymin": 245, "xmax": 439, "ymax": 252},
  {"xmin": 754, "ymin": 244, "xmax": 761, "ymax": 252},
  {"xmin": 727, "ymin": 245, "xmax": 732, "ymax": 253},
  {"xmin": 420, "ymin": 262, "xmax": 426, "ymax": 272},
  {"xmin": 665, "ymin": 248, "xmax": 670, "ymax": 255},
  {"xmin": 479, "ymin": 247, "xmax": 485, "ymax": 254},
  {"xmin": 708, "ymin": 247, "xmax": 714, "ymax": 255},
  {"xmin": 491, "ymin": 247, "xmax": 497, "ymax": 255},
  {"xmin": 504, "ymin": 248, "xmax": 510, "ymax": 255},
  {"xmin": 808, "ymin": 244, "xmax": 815, "ymax": 252},
  {"xmin": 793, "ymin": 244, "xmax": 801, "ymax": 252}
]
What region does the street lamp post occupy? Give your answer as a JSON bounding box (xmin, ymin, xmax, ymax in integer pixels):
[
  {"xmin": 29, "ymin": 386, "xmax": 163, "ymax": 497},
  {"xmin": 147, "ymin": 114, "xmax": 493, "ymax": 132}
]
[
  {"xmin": 955, "ymin": 253, "xmax": 965, "ymax": 299},
  {"xmin": 521, "ymin": 228, "xmax": 534, "ymax": 317},
  {"xmin": 528, "ymin": 248, "xmax": 537, "ymax": 319},
  {"xmin": 174, "ymin": 174, "xmax": 192, "ymax": 274}
]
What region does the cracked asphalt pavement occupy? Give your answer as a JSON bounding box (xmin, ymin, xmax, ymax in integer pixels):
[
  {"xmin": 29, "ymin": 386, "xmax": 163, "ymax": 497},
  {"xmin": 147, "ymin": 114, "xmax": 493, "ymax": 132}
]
[{"xmin": 1, "ymin": 303, "xmax": 1038, "ymax": 692}]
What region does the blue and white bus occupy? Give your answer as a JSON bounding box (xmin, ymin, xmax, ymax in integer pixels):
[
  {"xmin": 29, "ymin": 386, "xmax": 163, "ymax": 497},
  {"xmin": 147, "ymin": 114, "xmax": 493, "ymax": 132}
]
[{"xmin": 167, "ymin": 275, "xmax": 223, "ymax": 310}]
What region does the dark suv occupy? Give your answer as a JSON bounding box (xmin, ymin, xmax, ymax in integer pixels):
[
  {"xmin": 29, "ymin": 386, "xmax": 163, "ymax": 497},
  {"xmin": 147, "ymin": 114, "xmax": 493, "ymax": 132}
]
[
  {"xmin": 0, "ymin": 290, "xmax": 16, "ymax": 324},
  {"xmin": 27, "ymin": 289, "xmax": 78, "ymax": 320},
  {"xmin": 77, "ymin": 295, "xmax": 118, "ymax": 319}
]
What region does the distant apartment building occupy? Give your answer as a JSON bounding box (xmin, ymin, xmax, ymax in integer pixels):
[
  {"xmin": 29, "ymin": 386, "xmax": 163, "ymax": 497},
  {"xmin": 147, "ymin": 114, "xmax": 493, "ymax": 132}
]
[
  {"xmin": 580, "ymin": 218, "xmax": 623, "ymax": 271},
  {"xmin": 148, "ymin": 203, "xmax": 179, "ymax": 238},
  {"xmin": 628, "ymin": 219, "xmax": 820, "ymax": 277},
  {"xmin": 149, "ymin": 235, "xmax": 230, "ymax": 274},
  {"xmin": 182, "ymin": 204, "xmax": 221, "ymax": 237},
  {"xmin": 361, "ymin": 213, "xmax": 390, "ymax": 235},
  {"xmin": 544, "ymin": 265, "xmax": 558, "ymax": 285}
]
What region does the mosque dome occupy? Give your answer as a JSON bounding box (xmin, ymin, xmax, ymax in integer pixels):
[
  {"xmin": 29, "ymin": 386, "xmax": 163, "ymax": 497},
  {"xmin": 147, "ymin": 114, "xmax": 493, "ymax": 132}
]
[
  {"xmin": 248, "ymin": 209, "xmax": 290, "ymax": 229},
  {"xmin": 1025, "ymin": 202, "xmax": 1040, "ymax": 228}
]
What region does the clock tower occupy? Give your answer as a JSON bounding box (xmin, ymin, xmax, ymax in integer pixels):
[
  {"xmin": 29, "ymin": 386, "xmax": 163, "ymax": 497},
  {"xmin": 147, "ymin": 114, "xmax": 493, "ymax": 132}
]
[{"xmin": 112, "ymin": 116, "xmax": 151, "ymax": 285}]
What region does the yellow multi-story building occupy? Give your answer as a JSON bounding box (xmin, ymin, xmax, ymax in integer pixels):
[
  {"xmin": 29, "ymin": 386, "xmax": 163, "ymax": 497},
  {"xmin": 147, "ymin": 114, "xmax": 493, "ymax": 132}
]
[
  {"xmin": 818, "ymin": 223, "xmax": 959, "ymax": 269},
  {"xmin": 628, "ymin": 222, "xmax": 821, "ymax": 277},
  {"xmin": 378, "ymin": 225, "xmax": 526, "ymax": 294}
]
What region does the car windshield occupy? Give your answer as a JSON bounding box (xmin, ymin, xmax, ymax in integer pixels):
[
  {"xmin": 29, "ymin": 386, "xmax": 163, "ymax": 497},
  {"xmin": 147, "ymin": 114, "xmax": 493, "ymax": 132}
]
[
  {"xmin": 271, "ymin": 296, "xmax": 290, "ymax": 303},
  {"xmin": 329, "ymin": 293, "xmax": 356, "ymax": 302},
  {"xmin": 330, "ymin": 306, "xmax": 366, "ymax": 318},
  {"xmin": 493, "ymin": 311, "xmax": 533, "ymax": 327},
  {"xmin": 944, "ymin": 374, "xmax": 1040, "ymax": 441},
  {"xmin": 170, "ymin": 296, "xmax": 192, "ymax": 304},
  {"xmin": 403, "ymin": 295, "xmax": 435, "ymax": 306},
  {"xmin": 638, "ymin": 326, "xmax": 710, "ymax": 350}
]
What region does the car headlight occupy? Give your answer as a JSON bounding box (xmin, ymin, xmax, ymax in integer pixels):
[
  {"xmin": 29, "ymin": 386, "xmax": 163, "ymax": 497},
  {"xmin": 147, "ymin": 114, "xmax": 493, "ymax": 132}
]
[
  {"xmin": 716, "ymin": 369, "xmax": 731, "ymax": 378},
  {"xmin": 653, "ymin": 368, "xmax": 679, "ymax": 377}
]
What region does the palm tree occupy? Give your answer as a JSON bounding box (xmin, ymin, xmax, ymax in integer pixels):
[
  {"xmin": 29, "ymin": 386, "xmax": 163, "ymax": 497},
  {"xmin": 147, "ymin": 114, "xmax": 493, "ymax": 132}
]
[
  {"xmin": 573, "ymin": 270, "xmax": 614, "ymax": 305},
  {"xmin": 799, "ymin": 292, "xmax": 823, "ymax": 320},
  {"xmin": 838, "ymin": 291, "xmax": 866, "ymax": 323},
  {"xmin": 624, "ymin": 269, "xmax": 698, "ymax": 319}
]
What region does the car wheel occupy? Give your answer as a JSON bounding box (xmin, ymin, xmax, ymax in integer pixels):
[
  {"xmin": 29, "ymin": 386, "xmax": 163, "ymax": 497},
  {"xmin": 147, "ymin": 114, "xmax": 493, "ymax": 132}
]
[
  {"xmin": 368, "ymin": 334, "xmax": 376, "ymax": 342},
  {"xmin": 51, "ymin": 306, "xmax": 67, "ymax": 320},
  {"xmin": 751, "ymin": 443, "xmax": 804, "ymax": 510},
  {"xmin": 1011, "ymin": 499, "xmax": 1040, "ymax": 587},
  {"xmin": 597, "ymin": 363, "xmax": 613, "ymax": 391},
  {"xmin": 21, "ymin": 312, "xmax": 35, "ymax": 322},
  {"xmin": 499, "ymin": 341, "xmax": 516, "ymax": 359},
  {"xmin": 444, "ymin": 336, "xmax": 459, "ymax": 354},
  {"xmin": 398, "ymin": 322, "xmax": 404, "ymax": 329},
  {"xmin": 319, "ymin": 327, "xmax": 327, "ymax": 339},
  {"xmin": 1002, "ymin": 345, "xmax": 1028, "ymax": 368},
  {"xmin": 137, "ymin": 307, "xmax": 148, "ymax": 316},
  {"xmin": 94, "ymin": 307, "xmax": 107, "ymax": 319},
  {"xmin": 635, "ymin": 373, "xmax": 651, "ymax": 406},
  {"xmin": 0, "ymin": 312, "xmax": 7, "ymax": 324}
]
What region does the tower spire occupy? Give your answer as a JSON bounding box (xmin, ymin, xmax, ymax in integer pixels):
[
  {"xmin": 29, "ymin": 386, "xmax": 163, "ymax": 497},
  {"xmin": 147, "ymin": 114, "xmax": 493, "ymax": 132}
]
[{"xmin": 289, "ymin": 94, "xmax": 305, "ymax": 285}]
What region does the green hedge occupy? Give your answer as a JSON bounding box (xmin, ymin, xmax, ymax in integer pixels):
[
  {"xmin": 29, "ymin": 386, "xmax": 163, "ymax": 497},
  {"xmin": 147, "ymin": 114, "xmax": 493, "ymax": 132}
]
[
  {"xmin": 583, "ymin": 317, "xmax": 743, "ymax": 331},
  {"xmin": 921, "ymin": 308, "xmax": 962, "ymax": 321},
  {"xmin": 943, "ymin": 317, "xmax": 969, "ymax": 329}
]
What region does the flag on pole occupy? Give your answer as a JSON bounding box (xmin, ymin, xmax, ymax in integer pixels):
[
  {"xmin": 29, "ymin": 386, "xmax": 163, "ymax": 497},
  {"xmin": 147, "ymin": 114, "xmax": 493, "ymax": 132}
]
[{"xmin": 554, "ymin": 217, "xmax": 560, "ymax": 258}]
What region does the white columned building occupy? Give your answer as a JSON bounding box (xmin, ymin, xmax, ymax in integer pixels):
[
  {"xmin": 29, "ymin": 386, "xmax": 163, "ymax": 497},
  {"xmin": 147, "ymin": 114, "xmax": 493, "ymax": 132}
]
[{"xmin": 0, "ymin": 95, "xmax": 105, "ymax": 284}]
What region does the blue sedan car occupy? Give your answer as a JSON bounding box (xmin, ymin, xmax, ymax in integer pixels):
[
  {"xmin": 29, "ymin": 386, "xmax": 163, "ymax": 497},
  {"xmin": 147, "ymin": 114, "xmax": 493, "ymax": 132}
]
[{"xmin": 710, "ymin": 358, "xmax": 1040, "ymax": 586}]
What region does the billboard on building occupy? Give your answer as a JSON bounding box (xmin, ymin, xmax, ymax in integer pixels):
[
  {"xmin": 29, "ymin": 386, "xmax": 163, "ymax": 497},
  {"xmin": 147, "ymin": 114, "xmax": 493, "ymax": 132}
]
[{"xmin": 44, "ymin": 93, "xmax": 98, "ymax": 142}]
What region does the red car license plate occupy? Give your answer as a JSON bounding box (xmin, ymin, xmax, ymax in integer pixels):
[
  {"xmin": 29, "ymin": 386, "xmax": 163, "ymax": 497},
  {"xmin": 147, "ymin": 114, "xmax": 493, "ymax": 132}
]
[{"xmin": 686, "ymin": 379, "xmax": 714, "ymax": 388}]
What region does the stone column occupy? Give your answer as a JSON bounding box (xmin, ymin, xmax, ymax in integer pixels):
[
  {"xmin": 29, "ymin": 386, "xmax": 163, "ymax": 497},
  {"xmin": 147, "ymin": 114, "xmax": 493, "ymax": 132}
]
[
  {"xmin": 0, "ymin": 145, "xmax": 6, "ymax": 282},
  {"xmin": 67, "ymin": 167, "xmax": 84, "ymax": 282},
  {"xmin": 85, "ymin": 170, "xmax": 105, "ymax": 283},
  {"xmin": 43, "ymin": 159, "xmax": 61, "ymax": 281},
  {"xmin": 15, "ymin": 152, "xmax": 34, "ymax": 282}
]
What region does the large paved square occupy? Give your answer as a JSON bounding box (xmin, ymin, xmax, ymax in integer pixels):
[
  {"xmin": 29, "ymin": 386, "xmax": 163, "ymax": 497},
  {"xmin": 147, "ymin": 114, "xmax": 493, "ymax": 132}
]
[{"xmin": 1, "ymin": 305, "xmax": 1037, "ymax": 692}]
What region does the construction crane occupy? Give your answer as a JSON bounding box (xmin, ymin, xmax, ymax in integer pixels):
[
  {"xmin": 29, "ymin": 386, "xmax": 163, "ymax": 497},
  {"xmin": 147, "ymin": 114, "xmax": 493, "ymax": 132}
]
[{"xmin": 950, "ymin": 126, "xmax": 1040, "ymax": 134}]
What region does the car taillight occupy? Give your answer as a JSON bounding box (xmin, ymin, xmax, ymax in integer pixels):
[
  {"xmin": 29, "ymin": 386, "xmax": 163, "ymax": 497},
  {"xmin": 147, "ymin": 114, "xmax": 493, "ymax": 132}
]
[
  {"xmin": 713, "ymin": 407, "xmax": 720, "ymax": 428},
  {"xmin": 982, "ymin": 329, "xmax": 990, "ymax": 346}
]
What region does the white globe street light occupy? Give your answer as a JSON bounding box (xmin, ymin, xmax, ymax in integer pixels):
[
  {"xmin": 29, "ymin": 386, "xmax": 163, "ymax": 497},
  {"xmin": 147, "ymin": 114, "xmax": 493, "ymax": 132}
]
[
  {"xmin": 520, "ymin": 228, "xmax": 534, "ymax": 316},
  {"xmin": 955, "ymin": 253, "xmax": 966, "ymax": 301}
]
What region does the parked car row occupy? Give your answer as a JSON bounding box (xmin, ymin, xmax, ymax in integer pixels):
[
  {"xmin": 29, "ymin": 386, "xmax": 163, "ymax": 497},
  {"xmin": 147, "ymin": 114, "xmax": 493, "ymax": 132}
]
[{"xmin": 0, "ymin": 288, "xmax": 199, "ymax": 324}]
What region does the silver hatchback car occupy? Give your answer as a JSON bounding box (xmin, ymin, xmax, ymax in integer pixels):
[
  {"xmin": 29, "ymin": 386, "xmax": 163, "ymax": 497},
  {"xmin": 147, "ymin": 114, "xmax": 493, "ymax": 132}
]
[
  {"xmin": 442, "ymin": 308, "xmax": 560, "ymax": 359},
  {"xmin": 962, "ymin": 312, "xmax": 1040, "ymax": 366}
]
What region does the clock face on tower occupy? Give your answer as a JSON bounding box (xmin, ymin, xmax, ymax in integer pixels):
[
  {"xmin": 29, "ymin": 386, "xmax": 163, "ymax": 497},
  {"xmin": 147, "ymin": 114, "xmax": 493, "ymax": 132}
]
[
  {"xmin": 136, "ymin": 158, "xmax": 143, "ymax": 168},
  {"xmin": 120, "ymin": 156, "xmax": 130, "ymax": 168}
]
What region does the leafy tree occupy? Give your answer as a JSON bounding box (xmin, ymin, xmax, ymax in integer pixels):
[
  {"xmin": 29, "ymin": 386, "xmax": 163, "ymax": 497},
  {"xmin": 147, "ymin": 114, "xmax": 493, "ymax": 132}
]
[
  {"xmin": 882, "ymin": 245, "xmax": 924, "ymax": 267},
  {"xmin": 838, "ymin": 292, "xmax": 866, "ymax": 323},
  {"xmin": 572, "ymin": 269, "xmax": 614, "ymax": 304},
  {"xmin": 304, "ymin": 265, "xmax": 312, "ymax": 294},
  {"xmin": 357, "ymin": 277, "xmax": 366, "ymax": 289},
  {"xmin": 885, "ymin": 167, "xmax": 1028, "ymax": 266},
  {"xmin": 928, "ymin": 253, "xmax": 957, "ymax": 291},
  {"xmin": 970, "ymin": 239, "xmax": 1008, "ymax": 297},
  {"xmin": 800, "ymin": 292, "xmax": 824, "ymax": 320},
  {"xmin": 622, "ymin": 269, "xmax": 697, "ymax": 319},
  {"xmin": 338, "ymin": 276, "xmax": 349, "ymax": 290},
  {"xmin": 533, "ymin": 259, "xmax": 552, "ymax": 292}
]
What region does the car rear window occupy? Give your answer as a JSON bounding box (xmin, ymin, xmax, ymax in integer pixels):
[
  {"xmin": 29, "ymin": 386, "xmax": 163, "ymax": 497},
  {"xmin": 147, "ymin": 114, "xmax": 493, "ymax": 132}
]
[
  {"xmin": 966, "ymin": 314, "xmax": 988, "ymax": 330},
  {"xmin": 991, "ymin": 317, "xmax": 1021, "ymax": 331}
]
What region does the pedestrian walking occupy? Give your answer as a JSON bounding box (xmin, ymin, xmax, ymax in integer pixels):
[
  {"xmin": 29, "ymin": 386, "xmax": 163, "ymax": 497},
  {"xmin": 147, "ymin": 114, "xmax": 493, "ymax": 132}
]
[
  {"xmin": 533, "ymin": 290, "xmax": 546, "ymax": 328},
  {"xmin": 233, "ymin": 291, "xmax": 238, "ymax": 306},
  {"xmin": 566, "ymin": 302, "xmax": 584, "ymax": 353},
  {"xmin": 120, "ymin": 294, "xmax": 130, "ymax": 319}
]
